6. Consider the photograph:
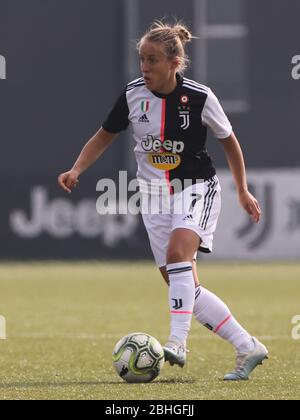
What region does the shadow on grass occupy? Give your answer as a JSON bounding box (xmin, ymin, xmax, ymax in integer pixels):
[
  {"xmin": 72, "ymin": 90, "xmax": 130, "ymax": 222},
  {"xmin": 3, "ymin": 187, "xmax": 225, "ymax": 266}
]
[
  {"xmin": 154, "ymin": 378, "xmax": 196, "ymax": 384},
  {"xmin": 0, "ymin": 378, "xmax": 196, "ymax": 389}
]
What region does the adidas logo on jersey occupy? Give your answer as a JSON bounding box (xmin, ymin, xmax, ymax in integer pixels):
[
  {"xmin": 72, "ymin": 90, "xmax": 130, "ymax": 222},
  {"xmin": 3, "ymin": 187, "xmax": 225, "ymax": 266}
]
[
  {"xmin": 183, "ymin": 214, "xmax": 194, "ymax": 222},
  {"xmin": 138, "ymin": 114, "xmax": 150, "ymax": 123}
]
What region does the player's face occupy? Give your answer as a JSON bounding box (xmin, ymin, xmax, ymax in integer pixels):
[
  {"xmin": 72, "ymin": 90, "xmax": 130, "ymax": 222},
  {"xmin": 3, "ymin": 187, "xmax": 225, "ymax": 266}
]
[{"xmin": 139, "ymin": 41, "xmax": 178, "ymax": 94}]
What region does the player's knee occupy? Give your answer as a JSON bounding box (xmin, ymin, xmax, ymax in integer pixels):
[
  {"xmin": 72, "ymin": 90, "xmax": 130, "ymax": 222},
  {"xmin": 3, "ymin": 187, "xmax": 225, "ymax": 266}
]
[{"xmin": 166, "ymin": 247, "xmax": 190, "ymax": 264}]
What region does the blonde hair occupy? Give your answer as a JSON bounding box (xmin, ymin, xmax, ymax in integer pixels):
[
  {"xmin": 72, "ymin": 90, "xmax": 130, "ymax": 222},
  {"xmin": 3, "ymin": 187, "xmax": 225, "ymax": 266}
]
[{"xmin": 137, "ymin": 20, "xmax": 193, "ymax": 75}]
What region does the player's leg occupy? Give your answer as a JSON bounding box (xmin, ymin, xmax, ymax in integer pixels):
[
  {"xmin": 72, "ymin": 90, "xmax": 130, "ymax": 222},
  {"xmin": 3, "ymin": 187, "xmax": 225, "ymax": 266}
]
[
  {"xmin": 191, "ymin": 178, "xmax": 268, "ymax": 379},
  {"xmin": 159, "ymin": 266, "xmax": 169, "ymax": 285},
  {"xmin": 161, "ymin": 259, "xmax": 256, "ymax": 355},
  {"xmin": 159, "ymin": 259, "xmax": 199, "ymax": 287},
  {"xmin": 162, "ymin": 181, "xmax": 208, "ymax": 366},
  {"xmin": 164, "ymin": 177, "xmax": 268, "ymax": 377},
  {"xmin": 141, "ymin": 211, "xmax": 194, "ymax": 367},
  {"xmin": 194, "ymin": 284, "xmax": 268, "ymax": 377},
  {"xmin": 163, "ymin": 228, "xmax": 200, "ymax": 367},
  {"xmin": 161, "ymin": 262, "xmax": 268, "ymax": 378}
]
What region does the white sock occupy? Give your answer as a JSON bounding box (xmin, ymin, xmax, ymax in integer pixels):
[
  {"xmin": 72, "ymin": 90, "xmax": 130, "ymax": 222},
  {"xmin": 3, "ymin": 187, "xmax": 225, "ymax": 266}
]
[
  {"xmin": 194, "ymin": 286, "xmax": 254, "ymax": 354},
  {"xmin": 167, "ymin": 262, "xmax": 195, "ymax": 345}
]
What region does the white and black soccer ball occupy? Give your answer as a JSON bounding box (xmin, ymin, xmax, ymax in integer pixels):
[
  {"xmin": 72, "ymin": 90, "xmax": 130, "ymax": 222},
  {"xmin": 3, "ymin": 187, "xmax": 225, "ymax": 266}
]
[{"xmin": 113, "ymin": 332, "xmax": 165, "ymax": 383}]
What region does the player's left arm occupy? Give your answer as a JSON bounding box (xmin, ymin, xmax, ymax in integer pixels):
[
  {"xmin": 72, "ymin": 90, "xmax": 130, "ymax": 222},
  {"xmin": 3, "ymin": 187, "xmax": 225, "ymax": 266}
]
[{"xmin": 219, "ymin": 132, "xmax": 261, "ymax": 223}]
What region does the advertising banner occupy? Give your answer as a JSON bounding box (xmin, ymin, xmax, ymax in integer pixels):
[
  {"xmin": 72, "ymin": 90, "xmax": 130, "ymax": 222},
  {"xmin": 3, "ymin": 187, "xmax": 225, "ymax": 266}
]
[{"xmin": 1, "ymin": 169, "xmax": 299, "ymax": 260}]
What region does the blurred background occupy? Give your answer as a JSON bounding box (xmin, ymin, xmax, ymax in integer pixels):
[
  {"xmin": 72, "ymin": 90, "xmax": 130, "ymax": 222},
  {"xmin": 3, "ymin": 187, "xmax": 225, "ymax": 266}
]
[{"xmin": 0, "ymin": 0, "xmax": 299, "ymax": 261}]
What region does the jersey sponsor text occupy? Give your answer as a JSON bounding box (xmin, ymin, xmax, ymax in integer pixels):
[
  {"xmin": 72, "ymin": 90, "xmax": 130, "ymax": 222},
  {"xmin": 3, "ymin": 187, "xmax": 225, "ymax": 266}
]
[
  {"xmin": 148, "ymin": 153, "xmax": 181, "ymax": 171},
  {"xmin": 142, "ymin": 135, "xmax": 184, "ymax": 154}
]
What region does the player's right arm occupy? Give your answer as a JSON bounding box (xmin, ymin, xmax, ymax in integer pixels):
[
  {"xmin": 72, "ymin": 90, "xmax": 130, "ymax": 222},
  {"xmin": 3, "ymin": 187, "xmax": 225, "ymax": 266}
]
[
  {"xmin": 59, "ymin": 87, "xmax": 130, "ymax": 193},
  {"xmin": 58, "ymin": 127, "xmax": 117, "ymax": 193}
]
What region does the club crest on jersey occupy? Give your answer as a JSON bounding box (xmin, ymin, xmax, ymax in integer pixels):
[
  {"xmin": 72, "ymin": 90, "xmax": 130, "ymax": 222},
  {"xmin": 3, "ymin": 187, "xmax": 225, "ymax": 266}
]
[
  {"xmin": 178, "ymin": 105, "xmax": 190, "ymax": 130},
  {"xmin": 141, "ymin": 100, "xmax": 150, "ymax": 113}
]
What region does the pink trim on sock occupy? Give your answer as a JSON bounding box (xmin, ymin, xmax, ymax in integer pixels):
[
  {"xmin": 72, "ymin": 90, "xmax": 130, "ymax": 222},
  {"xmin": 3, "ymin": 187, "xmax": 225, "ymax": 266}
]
[
  {"xmin": 170, "ymin": 311, "xmax": 193, "ymax": 314},
  {"xmin": 214, "ymin": 314, "xmax": 232, "ymax": 333}
]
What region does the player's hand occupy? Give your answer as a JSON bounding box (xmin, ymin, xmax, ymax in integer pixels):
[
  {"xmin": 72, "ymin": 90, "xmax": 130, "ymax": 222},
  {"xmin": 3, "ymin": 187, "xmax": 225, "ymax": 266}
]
[
  {"xmin": 58, "ymin": 170, "xmax": 80, "ymax": 194},
  {"xmin": 239, "ymin": 190, "xmax": 261, "ymax": 223}
]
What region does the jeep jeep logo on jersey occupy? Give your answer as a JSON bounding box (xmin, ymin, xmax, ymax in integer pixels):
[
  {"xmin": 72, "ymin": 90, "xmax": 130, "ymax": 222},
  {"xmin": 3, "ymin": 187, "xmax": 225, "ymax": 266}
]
[
  {"xmin": 141, "ymin": 136, "xmax": 183, "ymax": 171},
  {"xmin": 141, "ymin": 135, "xmax": 184, "ymax": 154}
]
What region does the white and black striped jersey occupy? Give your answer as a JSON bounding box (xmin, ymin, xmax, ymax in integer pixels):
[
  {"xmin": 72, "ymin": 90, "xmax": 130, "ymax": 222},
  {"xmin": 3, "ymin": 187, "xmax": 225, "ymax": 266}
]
[{"xmin": 102, "ymin": 74, "xmax": 232, "ymax": 191}]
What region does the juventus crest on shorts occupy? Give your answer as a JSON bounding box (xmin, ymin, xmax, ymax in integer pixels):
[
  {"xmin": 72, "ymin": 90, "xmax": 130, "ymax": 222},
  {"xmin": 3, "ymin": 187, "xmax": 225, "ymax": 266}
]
[{"xmin": 103, "ymin": 74, "xmax": 232, "ymax": 191}]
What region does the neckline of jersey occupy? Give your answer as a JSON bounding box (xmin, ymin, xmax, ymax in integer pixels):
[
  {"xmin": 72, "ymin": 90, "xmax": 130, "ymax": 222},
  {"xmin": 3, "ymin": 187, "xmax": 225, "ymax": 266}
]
[{"xmin": 150, "ymin": 73, "xmax": 183, "ymax": 99}]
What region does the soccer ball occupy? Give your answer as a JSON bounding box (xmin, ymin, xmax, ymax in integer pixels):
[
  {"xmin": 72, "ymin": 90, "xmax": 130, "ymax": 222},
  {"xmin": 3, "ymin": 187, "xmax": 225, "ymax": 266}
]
[{"xmin": 112, "ymin": 332, "xmax": 165, "ymax": 383}]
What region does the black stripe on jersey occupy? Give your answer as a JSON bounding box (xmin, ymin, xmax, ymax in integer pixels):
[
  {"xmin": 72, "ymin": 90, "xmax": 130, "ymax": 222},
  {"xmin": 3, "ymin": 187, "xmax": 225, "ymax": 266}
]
[
  {"xmin": 202, "ymin": 190, "xmax": 217, "ymax": 229},
  {"xmin": 199, "ymin": 180, "xmax": 213, "ymax": 225},
  {"xmin": 126, "ymin": 81, "xmax": 145, "ymax": 92},
  {"xmin": 167, "ymin": 266, "xmax": 193, "ymax": 275},
  {"xmin": 182, "ymin": 83, "xmax": 208, "ymax": 94},
  {"xmin": 200, "ymin": 187, "xmax": 216, "ymax": 229},
  {"xmin": 199, "ymin": 179, "xmax": 216, "ymax": 228},
  {"xmin": 127, "ymin": 77, "xmax": 144, "ymax": 87},
  {"xmin": 183, "ymin": 78, "xmax": 209, "ymax": 92}
]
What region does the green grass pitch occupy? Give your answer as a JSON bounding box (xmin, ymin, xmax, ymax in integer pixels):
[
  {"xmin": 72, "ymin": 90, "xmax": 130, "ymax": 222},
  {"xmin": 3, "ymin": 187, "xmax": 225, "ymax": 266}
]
[{"xmin": 0, "ymin": 262, "xmax": 300, "ymax": 400}]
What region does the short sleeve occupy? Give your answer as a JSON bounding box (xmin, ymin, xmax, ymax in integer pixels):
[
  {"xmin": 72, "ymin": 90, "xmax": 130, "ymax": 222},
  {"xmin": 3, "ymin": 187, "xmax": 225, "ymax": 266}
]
[
  {"xmin": 102, "ymin": 90, "xmax": 130, "ymax": 133},
  {"xmin": 201, "ymin": 89, "xmax": 232, "ymax": 139}
]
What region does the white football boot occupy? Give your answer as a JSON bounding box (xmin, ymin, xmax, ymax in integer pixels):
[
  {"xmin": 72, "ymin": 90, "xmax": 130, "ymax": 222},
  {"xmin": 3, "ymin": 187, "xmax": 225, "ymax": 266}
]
[
  {"xmin": 224, "ymin": 337, "xmax": 269, "ymax": 381},
  {"xmin": 163, "ymin": 339, "xmax": 187, "ymax": 368}
]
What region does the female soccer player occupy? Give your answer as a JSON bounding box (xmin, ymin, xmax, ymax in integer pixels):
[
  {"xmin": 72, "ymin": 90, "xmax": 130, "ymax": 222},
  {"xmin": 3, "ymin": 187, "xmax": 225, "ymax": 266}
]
[{"xmin": 58, "ymin": 21, "xmax": 268, "ymax": 380}]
